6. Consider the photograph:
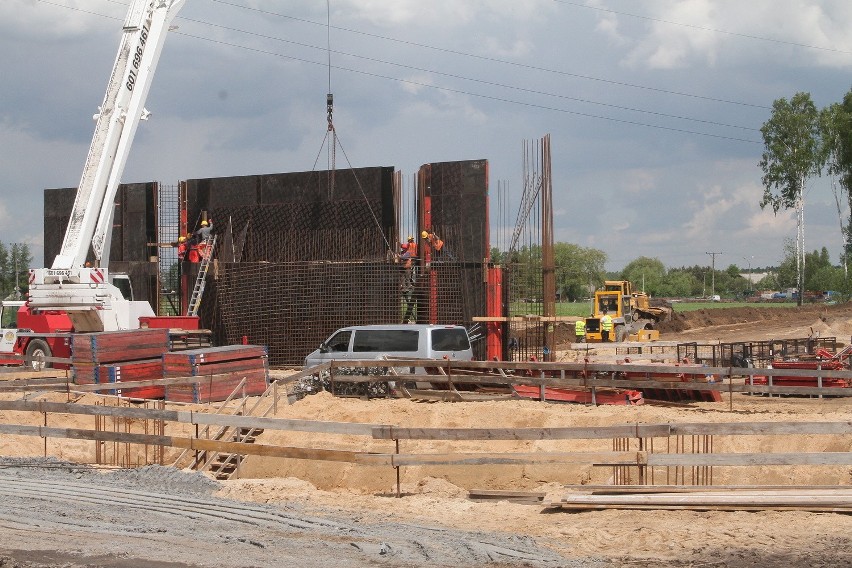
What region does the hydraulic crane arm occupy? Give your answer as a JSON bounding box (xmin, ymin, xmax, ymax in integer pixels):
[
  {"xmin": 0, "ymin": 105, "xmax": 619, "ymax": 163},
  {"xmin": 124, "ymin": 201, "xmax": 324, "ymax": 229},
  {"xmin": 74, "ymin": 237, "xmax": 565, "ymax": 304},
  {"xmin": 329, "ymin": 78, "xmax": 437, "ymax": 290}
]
[{"xmin": 52, "ymin": 0, "xmax": 186, "ymax": 270}]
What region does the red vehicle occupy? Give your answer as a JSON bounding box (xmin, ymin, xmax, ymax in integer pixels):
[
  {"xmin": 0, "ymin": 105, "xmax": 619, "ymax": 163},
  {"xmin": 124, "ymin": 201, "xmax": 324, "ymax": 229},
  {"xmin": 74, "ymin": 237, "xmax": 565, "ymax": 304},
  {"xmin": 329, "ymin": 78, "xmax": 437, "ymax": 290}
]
[
  {"xmin": 1, "ymin": 299, "xmax": 203, "ymax": 371},
  {"xmin": 0, "ymin": 300, "xmax": 73, "ymax": 370}
]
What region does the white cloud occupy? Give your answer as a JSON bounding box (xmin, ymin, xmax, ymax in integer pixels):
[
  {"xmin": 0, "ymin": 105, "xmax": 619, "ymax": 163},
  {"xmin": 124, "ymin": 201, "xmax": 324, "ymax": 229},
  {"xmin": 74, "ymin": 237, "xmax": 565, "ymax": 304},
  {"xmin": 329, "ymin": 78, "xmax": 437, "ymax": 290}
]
[
  {"xmin": 621, "ymin": 169, "xmax": 657, "ymax": 194},
  {"xmin": 0, "ymin": 0, "xmax": 118, "ymax": 40},
  {"xmin": 597, "ymin": 0, "xmax": 852, "ymax": 69}
]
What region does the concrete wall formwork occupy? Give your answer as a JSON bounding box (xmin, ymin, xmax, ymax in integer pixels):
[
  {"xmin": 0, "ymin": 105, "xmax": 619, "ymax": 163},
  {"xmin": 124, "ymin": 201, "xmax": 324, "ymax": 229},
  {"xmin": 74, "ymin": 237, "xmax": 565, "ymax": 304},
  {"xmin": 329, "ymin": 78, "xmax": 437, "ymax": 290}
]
[
  {"xmin": 43, "ymin": 162, "xmax": 497, "ymax": 366},
  {"xmin": 44, "ymin": 183, "xmax": 159, "ymax": 303}
]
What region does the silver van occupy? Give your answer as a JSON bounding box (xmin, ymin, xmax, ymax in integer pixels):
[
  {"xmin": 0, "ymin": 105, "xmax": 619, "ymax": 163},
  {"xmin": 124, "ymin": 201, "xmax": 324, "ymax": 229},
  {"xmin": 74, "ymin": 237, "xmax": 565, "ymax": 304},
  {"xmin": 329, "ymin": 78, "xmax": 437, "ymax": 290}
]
[{"xmin": 304, "ymin": 324, "xmax": 474, "ymax": 368}]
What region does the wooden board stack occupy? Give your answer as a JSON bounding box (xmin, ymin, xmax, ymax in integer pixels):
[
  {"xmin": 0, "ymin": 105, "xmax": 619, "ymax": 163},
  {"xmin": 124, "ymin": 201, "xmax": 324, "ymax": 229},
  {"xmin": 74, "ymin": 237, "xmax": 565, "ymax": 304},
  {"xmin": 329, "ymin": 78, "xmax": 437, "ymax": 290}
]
[
  {"xmin": 70, "ymin": 328, "xmax": 170, "ymax": 397},
  {"xmin": 163, "ymin": 345, "xmax": 269, "ymax": 403}
]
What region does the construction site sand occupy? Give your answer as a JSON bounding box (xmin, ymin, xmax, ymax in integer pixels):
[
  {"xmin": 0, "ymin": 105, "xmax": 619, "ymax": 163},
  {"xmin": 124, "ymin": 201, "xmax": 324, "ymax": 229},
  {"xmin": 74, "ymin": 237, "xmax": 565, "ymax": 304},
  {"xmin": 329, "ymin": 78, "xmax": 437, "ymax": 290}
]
[{"xmin": 1, "ymin": 303, "xmax": 852, "ymax": 565}]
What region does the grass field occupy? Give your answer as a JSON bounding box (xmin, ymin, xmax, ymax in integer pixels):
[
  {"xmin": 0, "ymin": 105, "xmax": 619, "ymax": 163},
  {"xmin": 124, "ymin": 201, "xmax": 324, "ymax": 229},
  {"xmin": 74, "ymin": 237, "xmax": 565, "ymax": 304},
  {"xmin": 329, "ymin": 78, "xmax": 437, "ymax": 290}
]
[{"xmin": 511, "ymin": 301, "xmax": 799, "ymax": 318}]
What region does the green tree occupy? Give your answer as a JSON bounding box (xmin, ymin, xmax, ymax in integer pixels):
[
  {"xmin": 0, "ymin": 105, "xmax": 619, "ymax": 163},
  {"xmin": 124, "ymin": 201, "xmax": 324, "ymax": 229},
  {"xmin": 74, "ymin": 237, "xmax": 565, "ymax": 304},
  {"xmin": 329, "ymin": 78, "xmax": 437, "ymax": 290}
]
[
  {"xmin": 821, "ymin": 89, "xmax": 852, "ymax": 279},
  {"xmin": 775, "ymin": 238, "xmax": 799, "ymax": 289},
  {"xmin": 553, "ymin": 243, "xmax": 606, "ymax": 301},
  {"xmin": 620, "ymin": 257, "xmax": 666, "ymax": 296},
  {"xmin": 657, "ymin": 270, "xmax": 695, "ymax": 297},
  {"xmin": 0, "ymin": 242, "xmax": 8, "ymax": 297},
  {"xmin": 759, "ymin": 92, "xmax": 824, "ymax": 306}
]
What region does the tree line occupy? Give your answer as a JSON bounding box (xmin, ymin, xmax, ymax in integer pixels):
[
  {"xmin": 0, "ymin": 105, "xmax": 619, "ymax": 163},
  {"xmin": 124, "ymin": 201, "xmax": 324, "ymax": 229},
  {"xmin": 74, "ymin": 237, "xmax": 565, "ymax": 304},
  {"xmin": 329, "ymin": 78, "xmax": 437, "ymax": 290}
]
[
  {"xmin": 494, "ymin": 240, "xmax": 848, "ymax": 301},
  {"xmin": 0, "ymin": 243, "xmax": 33, "ymax": 300}
]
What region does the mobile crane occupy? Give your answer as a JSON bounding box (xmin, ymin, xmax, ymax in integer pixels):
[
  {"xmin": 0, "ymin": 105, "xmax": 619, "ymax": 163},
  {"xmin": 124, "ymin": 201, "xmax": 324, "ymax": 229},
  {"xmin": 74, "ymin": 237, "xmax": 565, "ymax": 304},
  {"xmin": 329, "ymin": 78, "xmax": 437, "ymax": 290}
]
[{"xmin": 1, "ymin": 0, "xmax": 187, "ymax": 369}]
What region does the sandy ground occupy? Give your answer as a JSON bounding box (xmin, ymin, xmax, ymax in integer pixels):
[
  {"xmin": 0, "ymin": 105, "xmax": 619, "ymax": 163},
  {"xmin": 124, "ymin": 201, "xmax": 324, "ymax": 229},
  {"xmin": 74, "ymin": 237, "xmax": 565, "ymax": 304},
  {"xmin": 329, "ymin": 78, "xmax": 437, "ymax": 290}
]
[{"xmin": 0, "ymin": 303, "xmax": 851, "ymax": 567}]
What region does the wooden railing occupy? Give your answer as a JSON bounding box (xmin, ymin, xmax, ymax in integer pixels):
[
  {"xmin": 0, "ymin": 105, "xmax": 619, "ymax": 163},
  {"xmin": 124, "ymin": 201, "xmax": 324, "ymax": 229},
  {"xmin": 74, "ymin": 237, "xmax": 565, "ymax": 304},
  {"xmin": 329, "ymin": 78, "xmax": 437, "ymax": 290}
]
[{"xmin": 0, "ymin": 399, "xmax": 850, "ymax": 499}]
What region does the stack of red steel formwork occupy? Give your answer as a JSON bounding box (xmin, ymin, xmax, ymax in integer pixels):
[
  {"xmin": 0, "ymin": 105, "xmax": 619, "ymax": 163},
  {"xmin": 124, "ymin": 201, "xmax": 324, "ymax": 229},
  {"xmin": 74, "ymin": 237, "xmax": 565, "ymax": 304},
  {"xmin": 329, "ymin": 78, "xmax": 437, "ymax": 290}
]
[
  {"xmin": 70, "ymin": 328, "xmax": 170, "ymax": 398},
  {"xmin": 513, "ymin": 384, "xmax": 643, "ymax": 405},
  {"xmin": 162, "ymin": 345, "xmax": 269, "ymax": 403},
  {"xmin": 752, "ymin": 357, "xmax": 850, "ymax": 388},
  {"xmin": 616, "ymin": 359, "xmax": 722, "ymax": 403}
]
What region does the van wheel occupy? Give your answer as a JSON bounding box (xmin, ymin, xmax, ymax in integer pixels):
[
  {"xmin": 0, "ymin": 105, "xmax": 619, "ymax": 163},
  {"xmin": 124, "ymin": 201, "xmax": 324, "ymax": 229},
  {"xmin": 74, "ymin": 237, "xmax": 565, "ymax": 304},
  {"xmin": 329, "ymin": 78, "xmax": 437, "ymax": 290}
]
[{"xmin": 25, "ymin": 340, "xmax": 52, "ymax": 371}]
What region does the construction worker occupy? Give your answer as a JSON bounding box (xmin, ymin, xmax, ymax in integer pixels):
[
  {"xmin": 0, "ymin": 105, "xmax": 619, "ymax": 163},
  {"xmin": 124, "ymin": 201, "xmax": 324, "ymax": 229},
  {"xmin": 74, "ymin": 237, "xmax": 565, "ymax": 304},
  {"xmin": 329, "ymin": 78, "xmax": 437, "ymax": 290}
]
[
  {"xmin": 420, "ymin": 230, "xmax": 444, "ymax": 255},
  {"xmin": 400, "ymin": 235, "xmax": 417, "ymax": 268},
  {"xmin": 600, "ymin": 310, "xmax": 613, "ymax": 342},
  {"xmin": 176, "ymin": 236, "xmax": 187, "ymax": 261},
  {"xmin": 575, "ymin": 318, "xmax": 586, "ymax": 343},
  {"xmin": 193, "ymin": 219, "xmax": 214, "ymax": 260}
]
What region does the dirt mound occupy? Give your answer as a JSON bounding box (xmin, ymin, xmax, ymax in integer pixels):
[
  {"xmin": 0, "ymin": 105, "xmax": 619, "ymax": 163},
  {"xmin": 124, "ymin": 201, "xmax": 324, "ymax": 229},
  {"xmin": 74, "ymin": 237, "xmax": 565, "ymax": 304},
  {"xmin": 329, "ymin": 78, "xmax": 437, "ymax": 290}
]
[{"xmin": 658, "ymin": 303, "xmax": 852, "ymax": 334}]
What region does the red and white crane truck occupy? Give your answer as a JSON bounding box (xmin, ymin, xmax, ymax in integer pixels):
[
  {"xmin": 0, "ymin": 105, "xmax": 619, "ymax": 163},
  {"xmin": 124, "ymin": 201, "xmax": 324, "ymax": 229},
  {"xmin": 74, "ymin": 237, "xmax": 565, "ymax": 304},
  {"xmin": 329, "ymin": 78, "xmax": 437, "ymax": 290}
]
[{"xmin": 0, "ymin": 0, "xmax": 190, "ymax": 370}]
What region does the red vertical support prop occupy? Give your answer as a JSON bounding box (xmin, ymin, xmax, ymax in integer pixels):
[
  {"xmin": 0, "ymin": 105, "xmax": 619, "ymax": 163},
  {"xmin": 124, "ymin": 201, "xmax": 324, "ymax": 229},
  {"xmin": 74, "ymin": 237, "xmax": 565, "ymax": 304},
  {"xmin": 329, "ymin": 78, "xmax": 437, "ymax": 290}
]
[
  {"xmin": 486, "ymin": 266, "xmax": 503, "ymax": 360},
  {"xmin": 424, "ymin": 195, "xmax": 438, "ymax": 324},
  {"xmin": 179, "ymin": 180, "xmax": 189, "ymax": 315}
]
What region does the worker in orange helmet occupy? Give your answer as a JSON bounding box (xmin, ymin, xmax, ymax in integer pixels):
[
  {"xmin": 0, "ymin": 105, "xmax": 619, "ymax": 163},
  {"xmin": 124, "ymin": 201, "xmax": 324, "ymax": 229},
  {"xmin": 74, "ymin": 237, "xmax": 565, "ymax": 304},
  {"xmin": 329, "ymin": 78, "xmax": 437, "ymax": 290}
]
[
  {"xmin": 176, "ymin": 235, "xmax": 188, "ymax": 261},
  {"xmin": 420, "ymin": 229, "xmax": 444, "ymax": 253},
  {"xmin": 400, "ymin": 235, "xmax": 417, "ymax": 269}
]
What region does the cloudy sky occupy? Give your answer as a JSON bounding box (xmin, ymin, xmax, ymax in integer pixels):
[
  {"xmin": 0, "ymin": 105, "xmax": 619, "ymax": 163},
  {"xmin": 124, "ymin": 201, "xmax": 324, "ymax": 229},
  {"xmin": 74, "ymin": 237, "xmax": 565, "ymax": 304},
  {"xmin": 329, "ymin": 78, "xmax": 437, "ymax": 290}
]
[{"xmin": 2, "ymin": 0, "xmax": 851, "ymax": 270}]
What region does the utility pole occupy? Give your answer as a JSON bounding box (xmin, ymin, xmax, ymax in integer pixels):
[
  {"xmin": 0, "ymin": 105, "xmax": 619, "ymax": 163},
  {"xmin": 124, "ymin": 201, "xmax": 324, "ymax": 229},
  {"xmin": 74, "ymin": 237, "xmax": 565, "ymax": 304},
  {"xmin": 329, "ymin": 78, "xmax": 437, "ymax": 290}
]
[
  {"xmin": 743, "ymin": 255, "xmax": 754, "ymax": 289},
  {"xmin": 706, "ymin": 251, "xmax": 722, "ymax": 298}
]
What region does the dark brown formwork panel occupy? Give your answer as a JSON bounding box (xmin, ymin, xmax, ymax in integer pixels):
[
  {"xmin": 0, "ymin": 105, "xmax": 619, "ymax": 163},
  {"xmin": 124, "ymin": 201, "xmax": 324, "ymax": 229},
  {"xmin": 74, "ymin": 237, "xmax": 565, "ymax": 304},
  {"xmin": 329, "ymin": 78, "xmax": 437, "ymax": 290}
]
[
  {"xmin": 417, "ymin": 159, "xmax": 489, "ymax": 263},
  {"xmin": 44, "ymin": 183, "xmax": 157, "ymax": 265},
  {"xmin": 185, "ymin": 167, "xmax": 395, "ymax": 240}
]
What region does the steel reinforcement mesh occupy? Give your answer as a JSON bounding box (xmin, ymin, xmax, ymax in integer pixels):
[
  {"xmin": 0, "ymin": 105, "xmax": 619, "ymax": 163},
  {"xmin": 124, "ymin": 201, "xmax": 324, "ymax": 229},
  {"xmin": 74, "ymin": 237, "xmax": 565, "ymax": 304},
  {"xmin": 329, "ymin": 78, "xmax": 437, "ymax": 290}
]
[
  {"xmin": 157, "ymin": 184, "xmax": 181, "ymax": 315},
  {"xmin": 210, "ymin": 260, "xmax": 484, "ymax": 366},
  {"xmin": 503, "ymin": 261, "xmax": 546, "ymax": 362},
  {"xmin": 677, "ymin": 337, "xmax": 840, "ymax": 369}
]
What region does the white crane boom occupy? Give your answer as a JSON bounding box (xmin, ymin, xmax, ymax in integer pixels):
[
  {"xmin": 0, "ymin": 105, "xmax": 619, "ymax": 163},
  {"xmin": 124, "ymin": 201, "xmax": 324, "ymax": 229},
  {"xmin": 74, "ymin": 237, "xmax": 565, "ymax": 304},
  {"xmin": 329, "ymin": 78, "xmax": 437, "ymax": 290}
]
[
  {"xmin": 56, "ymin": 0, "xmax": 186, "ymax": 269},
  {"xmin": 28, "ymin": 0, "xmax": 186, "ymax": 332}
]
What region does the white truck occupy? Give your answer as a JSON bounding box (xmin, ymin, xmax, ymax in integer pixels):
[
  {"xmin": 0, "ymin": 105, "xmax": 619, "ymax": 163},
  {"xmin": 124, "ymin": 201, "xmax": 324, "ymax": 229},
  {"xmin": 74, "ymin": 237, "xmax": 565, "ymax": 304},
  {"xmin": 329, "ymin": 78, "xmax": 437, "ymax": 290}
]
[{"xmin": 27, "ymin": 0, "xmax": 187, "ymax": 333}]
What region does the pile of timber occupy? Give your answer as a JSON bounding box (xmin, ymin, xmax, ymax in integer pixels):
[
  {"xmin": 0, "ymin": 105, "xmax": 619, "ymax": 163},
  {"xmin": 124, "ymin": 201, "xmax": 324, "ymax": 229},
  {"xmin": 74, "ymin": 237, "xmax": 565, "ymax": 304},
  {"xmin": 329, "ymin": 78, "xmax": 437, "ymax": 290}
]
[
  {"xmin": 70, "ymin": 328, "xmax": 170, "ymax": 397},
  {"xmin": 550, "ymin": 485, "xmax": 852, "ymax": 512},
  {"xmin": 163, "ymin": 345, "xmax": 269, "ymax": 403}
]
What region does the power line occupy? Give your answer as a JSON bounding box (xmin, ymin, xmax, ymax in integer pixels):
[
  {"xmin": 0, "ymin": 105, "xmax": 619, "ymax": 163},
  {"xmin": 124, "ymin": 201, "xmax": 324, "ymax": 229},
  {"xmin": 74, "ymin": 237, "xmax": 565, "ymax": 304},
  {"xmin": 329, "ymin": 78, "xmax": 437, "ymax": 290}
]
[
  {"xmin": 207, "ymin": 0, "xmax": 770, "ymax": 110},
  {"xmin": 176, "ymin": 30, "xmax": 762, "ymax": 144},
  {"xmin": 32, "ymin": 0, "xmax": 761, "ymax": 142},
  {"xmin": 552, "ymin": 0, "xmax": 852, "ymax": 56},
  {"xmin": 176, "ymin": 15, "xmax": 759, "ymax": 133}
]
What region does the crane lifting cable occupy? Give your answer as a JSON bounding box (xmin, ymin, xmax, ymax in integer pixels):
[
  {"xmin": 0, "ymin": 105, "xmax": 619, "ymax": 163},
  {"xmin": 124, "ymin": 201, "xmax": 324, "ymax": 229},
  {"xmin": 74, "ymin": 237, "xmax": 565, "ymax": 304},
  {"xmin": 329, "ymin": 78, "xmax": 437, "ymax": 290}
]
[{"xmin": 308, "ymin": 0, "xmax": 392, "ymax": 253}]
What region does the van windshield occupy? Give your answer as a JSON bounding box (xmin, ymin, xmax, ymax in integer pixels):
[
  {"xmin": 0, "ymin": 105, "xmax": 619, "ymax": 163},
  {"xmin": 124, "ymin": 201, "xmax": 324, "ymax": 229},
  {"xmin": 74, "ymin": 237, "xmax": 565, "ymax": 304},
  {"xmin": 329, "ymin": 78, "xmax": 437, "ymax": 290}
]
[
  {"xmin": 353, "ymin": 329, "xmax": 419, "ymax": 352},
  {"xmin": 431, "ymin": 328, "xmax": 470, "ymax": 351}
]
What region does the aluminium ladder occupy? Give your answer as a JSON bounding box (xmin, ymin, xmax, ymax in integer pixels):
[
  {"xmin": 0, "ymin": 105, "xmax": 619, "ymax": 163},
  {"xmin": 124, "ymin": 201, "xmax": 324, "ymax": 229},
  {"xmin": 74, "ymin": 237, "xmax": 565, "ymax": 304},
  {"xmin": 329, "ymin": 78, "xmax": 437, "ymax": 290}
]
[{"xmin": 187, "ymin": 234, "xmax": 216, "ymax": 317}]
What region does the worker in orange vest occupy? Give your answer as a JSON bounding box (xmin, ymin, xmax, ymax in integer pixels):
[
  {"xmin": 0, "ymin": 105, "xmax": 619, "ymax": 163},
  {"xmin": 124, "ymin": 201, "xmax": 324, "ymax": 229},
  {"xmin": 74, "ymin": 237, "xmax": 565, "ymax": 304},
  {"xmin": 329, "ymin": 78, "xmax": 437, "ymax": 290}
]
[
  {"xmin": 176, "ymin": 236, "xmax": 188, "ymax": 261},
  {"xmin": 400, "ymin": 235, "xmax": 417, "ymax": 268},
  {"xmin": 420, "ymin": 230, "xmax": 444, "ymax": 255}
]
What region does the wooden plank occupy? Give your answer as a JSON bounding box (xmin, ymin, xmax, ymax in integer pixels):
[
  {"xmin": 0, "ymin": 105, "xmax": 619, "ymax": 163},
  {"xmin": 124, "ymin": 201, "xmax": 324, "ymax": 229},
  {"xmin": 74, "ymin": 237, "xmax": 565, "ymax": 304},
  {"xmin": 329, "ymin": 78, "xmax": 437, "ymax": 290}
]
[
  {"xmin": 320, "ymin": 358, "xmax": 852, "ymax": 382},
  {"xmin": 559, "ymin": 492, "xmax": 852, "ymax": 506},
  {"xmin": 646, "ymin": 452, "xmax": 852, "ymax": 466},
  {"xmin": 391, "ymin": 451, "xmax": 643, "ymax": 467},
  {"xmin": 373, "ymin": 424, "xmax": 671, "ymax": 441},
  {"xmin": 0, "ymin": 423, "xmax": 391, "ymax": 466},
  {"xmin": 562, "ymin": 484, "xmax": 852, "ymax": 494},
  {"xmin": 669, "ymin": 421, "xmax": 852, "ymax": 436},
  {"xmin": 551, "ymin": 503, "xmax": 852, "ymax": 512}
]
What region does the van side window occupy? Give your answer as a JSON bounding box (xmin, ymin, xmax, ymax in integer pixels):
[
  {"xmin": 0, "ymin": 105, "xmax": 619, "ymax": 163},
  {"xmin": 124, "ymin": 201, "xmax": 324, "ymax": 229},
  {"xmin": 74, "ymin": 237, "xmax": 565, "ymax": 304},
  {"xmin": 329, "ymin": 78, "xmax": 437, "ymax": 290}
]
[
  {"xmin": 431, "ymin": 328, "xmax": 470, "ymax": 351},
  {"xmin": 353, "ymin": 330, "xmax": 419, "ymax": 352},
  {"xmin": 327, "ymin": 330, "xmax": 352, "ymax": 352}
]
